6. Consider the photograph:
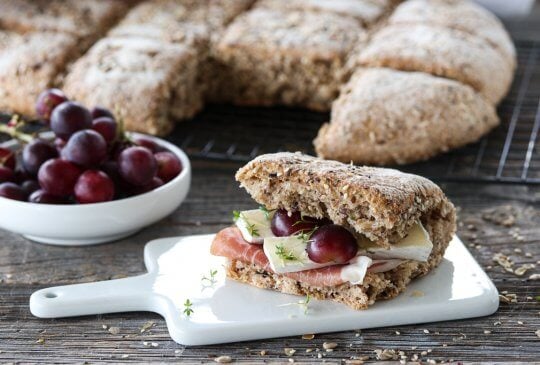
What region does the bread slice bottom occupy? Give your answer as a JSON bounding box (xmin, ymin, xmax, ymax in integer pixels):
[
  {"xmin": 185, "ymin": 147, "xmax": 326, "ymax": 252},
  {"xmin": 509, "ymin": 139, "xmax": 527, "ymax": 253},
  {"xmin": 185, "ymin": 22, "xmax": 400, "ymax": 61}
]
[{"xmin": 225, "ymin": 212, "xmax": 453, "ymax": 310}]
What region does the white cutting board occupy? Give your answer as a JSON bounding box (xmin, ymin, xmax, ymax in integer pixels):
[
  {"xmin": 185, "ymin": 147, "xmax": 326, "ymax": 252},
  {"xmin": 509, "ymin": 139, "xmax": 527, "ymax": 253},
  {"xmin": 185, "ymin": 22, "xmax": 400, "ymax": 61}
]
[{"xmin": 30, "ymin": 234, "xmax": 498, "ymax": 346}]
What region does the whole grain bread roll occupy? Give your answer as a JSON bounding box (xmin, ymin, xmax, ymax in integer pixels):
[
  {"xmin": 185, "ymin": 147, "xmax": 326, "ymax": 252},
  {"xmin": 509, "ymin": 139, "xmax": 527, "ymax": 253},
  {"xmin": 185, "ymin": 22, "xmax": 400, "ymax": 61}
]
[
  {"xmin": 314, "ymin": 68, "xmax": 499, "ymax": 165},
  {"xmin": 356, "ymin": 24, "xmax": 513, "ymax": 104},
  {"xmin": 230, "ymin": 152, "xmax": 456, "ymax": 309},
  {"xmin": 388, "ymin": 0, "xmax": 516, "ymax": 69}
]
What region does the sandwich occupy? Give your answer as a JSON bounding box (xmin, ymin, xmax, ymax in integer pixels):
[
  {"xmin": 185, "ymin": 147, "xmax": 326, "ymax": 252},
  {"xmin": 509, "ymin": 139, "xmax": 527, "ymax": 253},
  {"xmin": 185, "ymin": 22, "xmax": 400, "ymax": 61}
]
[{"xmin": 211, "ymin": 152, "xmax": 456, "ymax": 310}]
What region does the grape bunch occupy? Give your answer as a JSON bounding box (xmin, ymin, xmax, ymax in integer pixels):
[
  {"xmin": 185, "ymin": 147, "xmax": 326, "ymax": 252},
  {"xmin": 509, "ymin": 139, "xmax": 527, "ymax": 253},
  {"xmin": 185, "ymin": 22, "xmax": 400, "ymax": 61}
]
[{"xmin": 0, "ymin": 89, "xmax": 183, "ymax": 204}]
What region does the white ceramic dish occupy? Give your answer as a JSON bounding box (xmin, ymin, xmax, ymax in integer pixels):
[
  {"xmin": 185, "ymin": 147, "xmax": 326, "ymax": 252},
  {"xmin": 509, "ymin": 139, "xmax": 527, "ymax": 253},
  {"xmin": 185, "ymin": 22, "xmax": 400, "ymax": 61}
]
[
  {"xmin": 30, "ymin": 234, "xmax": 499, "ymax": 345},
  {"xmin": 0, "ymin": 133, "xmax": 191, "ymax": 246}
]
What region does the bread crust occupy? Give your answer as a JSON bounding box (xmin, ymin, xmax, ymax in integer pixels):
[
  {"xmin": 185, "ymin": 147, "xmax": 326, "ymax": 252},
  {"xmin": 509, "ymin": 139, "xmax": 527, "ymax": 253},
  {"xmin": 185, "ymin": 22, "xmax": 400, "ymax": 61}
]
[
  {"xmin": 314, "ymin": 68, "xmax": 499, "ymax": 165},
  {"xmin": 256, "ymin": 0, "xmax": 393, "ymax": 26},
  {"xmin": 356, "ymin": 24, "xmax": 514, "ymax": 104},
  {"xmin": 235, "ymin": 152, "xmax": 456, "ymax": 247},
  {"xmin": 214, "ymin": 7, "xmax": 367, "ymax": 111},
  {"xmin": 226, "ymin": 197, "xmax": 454, "ymax": 310},
  {"xmin": 63, "ymin": 37, "xmax": 198, "ymax": 136},
  {"xmin": 388, "ymin": 0, "xmax": 516, "ymax": 69},
  {"xmin": 0, "ymin": 31, "xmax": 80, "ymax": 117},
  {"xmin": 0, "ymin": 0, "xmax": 129, "ymax": 42}
]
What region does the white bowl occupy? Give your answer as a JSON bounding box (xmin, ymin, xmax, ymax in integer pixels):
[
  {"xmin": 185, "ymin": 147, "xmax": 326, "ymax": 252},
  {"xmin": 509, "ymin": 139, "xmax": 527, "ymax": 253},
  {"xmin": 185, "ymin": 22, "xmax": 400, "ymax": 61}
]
[{"xmin": 0, "ymin": 133, "xmax": 191, "ymax": 246}]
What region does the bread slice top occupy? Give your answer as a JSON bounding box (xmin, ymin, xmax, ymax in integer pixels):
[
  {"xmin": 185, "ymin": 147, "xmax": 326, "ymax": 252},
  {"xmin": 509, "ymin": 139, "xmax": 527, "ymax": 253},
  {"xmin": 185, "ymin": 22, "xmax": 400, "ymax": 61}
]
[{"xmin": 235, "ymin": 152, "xmax": 455, "ymax": 247}]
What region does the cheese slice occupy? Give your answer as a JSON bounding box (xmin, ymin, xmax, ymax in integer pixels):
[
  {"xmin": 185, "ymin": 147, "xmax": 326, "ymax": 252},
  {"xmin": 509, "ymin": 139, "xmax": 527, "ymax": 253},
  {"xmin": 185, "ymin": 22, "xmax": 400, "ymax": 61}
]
[
  {"xmin": 235, "ymin": 209, "xmax": 275, "ymax": 244},
  {"xmin": 263, "ymin": 235, "xmax": 336, "ymax": 274},
  {"xmin": 358, "ymin": 221, "xmax": 433, "ymax": 262},
  {"xmin": 341, "ymin": 256, "xmax": 372, "ymax": 284}
]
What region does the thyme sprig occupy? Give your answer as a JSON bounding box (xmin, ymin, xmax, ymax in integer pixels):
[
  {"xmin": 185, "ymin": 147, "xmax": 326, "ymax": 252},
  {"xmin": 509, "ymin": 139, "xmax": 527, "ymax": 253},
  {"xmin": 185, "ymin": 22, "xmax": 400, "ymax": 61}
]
[
  {"xmin": 259, "ymin": 206, "xmax": 275, "ymax": 220},
  {"xmin": 275, "ymin": 244, "xmax": 298, "ymax": 262},
  {"xmin": 183, "ymin": 299, "xmax": 194, "ymax": 317},
  {"xmin": 278, "ymin": 294, "xmax": 312, "ymax": 315},
  {"xmin": 232, "ymin": 210, "xmax": 260, "ymax": 237},
  {"xmin": 201, "ymin": 269, "xmax": 218, "ymax": 286}
]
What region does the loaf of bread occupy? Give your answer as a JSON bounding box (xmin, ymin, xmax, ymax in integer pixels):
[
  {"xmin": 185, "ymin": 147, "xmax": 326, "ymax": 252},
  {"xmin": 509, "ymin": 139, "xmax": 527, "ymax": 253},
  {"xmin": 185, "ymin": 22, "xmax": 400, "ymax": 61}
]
[{"xmin": 0, "ymin": 0, "xmax": 516, "ymax": 165}]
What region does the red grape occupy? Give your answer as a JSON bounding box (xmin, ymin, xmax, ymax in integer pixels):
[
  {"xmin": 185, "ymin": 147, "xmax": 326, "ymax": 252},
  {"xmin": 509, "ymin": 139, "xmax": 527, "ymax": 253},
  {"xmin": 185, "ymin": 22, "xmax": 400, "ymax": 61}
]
[
  {"xmin": 22, "ymin": 139, "xmax": 58, "ymax": 175},
  {"xmin": 38, "ymin": 158, "xmax": 82, "ymax": 197},
  {"xmin": 306, "ymin": 225, "xmax": 358, "ymax": 264},
  {"xmin": 91, "ymin": 106, "xmax": 115, "ymax": 120},
  {"xmin": 54, "ymin": 138, "xmax": 66, "ymax": 154},
  {"xmin": 92, "ymin": 117, "xmax": 117, "ymax": 144},
  {"xmin": 50, "ymin": 101, "xmax": 92, "ymax": 140},
  {"xmin": 74, "ymin": 170, "xmax": 115, "ymax": 204},
  {"xmin": 20, "ymin": 180, "xmax": 40, "ymax": 196},
  {"xmin": 133, "ymin": 136, "xmax": 160, "ymax": 153},
  {"xmin": 155, "ymin": 152, "xmax": 182, "ymax": 183},
  {"xmin": 0, "ymin": 166, "xmax": 15, "ymax": 183},
  {"xmin": 0, "ymin": 182, "xmax": 27, "ymax": 201},
  {"xmin": 62, "ymin": 130, "xmax": 107, "ymax": 168},
  {"xmin": 35, "ymin": 88, "xmax": 68, "ymax": 122},
  {"xmin": 0, "ymin": 147, "xmax": 16, "ymax": 170},
  {"xmin": 117, "ymin": 146, "xmax": 157, "ymax": 186},
  {"xmin": 13, "ymin": 168, "xmax": 31, "ymax": 183},
  {"xmin": 271, "ymin": 209, "xmax": 329, "ymax": 237},
  {"xmin": 130, "ymin": 176, "xmax": 164, "ymax": 195},
  {"xmin": 29, "ymin": 189, "xmax": 68, "ymax": 204}
]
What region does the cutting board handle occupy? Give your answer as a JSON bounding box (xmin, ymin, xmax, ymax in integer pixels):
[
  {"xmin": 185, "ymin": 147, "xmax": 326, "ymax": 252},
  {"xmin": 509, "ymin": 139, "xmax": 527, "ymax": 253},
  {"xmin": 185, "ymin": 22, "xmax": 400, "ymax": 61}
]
[{"xmin": 30, "ymin": 274, "xmax": 154, "ymax": 318}]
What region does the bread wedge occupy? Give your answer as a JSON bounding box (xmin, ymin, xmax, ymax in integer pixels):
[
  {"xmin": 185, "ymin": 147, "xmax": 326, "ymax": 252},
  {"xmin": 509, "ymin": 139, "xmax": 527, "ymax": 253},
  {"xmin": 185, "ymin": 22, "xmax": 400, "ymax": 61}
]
[
  {"xmin": 314, "ymin": 68, "xmax": 499, "ymax": 165},
  {"xmin": 211, "ymin": 152, "xmax": 456, "ymax": 310}
]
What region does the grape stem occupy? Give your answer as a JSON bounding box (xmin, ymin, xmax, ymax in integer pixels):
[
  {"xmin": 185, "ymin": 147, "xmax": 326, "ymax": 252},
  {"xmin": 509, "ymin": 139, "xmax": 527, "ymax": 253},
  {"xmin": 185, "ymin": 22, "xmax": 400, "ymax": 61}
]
[{"xmin": 0, "ymin": 116, "xmax": 34, "ymax": 144}]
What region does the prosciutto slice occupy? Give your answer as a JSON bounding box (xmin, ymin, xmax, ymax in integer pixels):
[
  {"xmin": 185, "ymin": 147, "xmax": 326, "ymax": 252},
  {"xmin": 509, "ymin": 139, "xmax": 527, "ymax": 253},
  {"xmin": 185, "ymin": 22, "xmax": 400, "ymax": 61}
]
[{"xmin": 211, "ymin": 227, "xmax": 405, "ymax": 287}]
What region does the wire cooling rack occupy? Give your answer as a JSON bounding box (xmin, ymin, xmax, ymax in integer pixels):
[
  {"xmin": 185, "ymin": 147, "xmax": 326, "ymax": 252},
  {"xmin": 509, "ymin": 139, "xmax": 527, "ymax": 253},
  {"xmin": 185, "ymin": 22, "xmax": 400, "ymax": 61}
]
[{"xmin": 169, "ymin": 39, "xmax": 540, "ymax": 184}]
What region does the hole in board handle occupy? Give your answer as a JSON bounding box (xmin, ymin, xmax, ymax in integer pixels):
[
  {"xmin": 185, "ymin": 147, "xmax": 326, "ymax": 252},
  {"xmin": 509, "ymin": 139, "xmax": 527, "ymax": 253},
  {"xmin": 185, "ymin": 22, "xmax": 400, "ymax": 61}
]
[{"xmin": 44, "ymin": 292, "xmax": 57, "ymax": 299}]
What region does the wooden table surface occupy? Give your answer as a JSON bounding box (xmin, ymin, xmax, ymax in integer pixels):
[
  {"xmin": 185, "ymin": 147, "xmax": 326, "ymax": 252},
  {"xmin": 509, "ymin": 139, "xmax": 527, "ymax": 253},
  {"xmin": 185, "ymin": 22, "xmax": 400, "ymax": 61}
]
[{"xmin": 2, "ymin": 8, "xmax": 540, "ymax": 365}]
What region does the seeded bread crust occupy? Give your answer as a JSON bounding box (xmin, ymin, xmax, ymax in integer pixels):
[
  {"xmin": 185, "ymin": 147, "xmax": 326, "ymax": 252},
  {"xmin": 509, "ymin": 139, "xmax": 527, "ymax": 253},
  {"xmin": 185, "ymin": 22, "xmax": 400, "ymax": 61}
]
[
  {"xmin": 235, "ymin": 152, "xmax": 456, "ymax": 248},
  {"xmin": 388, "ymin": 0, "xmax": 516, "ymax": 69},
  {"xmin": 226, "ymin": 201, "xmax": 454, "ymax": 310},
  {"xmin": 356, "ymin": 24, "xmax": 513, "ymax": 104},
  {"xmin": 0, "ymin": 0, "xmax": 129, "ymax": 44},
  {"xmin": 256, "ymin": 0, "xmax": 394, "ymax": 26},
  {"xmin": 63, "ymin": 37, "xmax": 198, "ymax": 136},
  {"xmin": 214, "ymin": 7, "xmax": 367, "ymax": 111},
  {"xmin": 0, "ymin": 31, "xmax": 80, "ymax": 117},
  {"xmin": 314, "ymin": 68, "xmax": 499, "ymax": 165}
]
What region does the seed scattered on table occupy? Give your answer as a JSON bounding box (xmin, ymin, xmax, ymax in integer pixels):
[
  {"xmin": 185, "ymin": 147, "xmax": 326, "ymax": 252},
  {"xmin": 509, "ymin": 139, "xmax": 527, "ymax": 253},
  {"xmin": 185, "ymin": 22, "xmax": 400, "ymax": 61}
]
[
  {"xmin": 423, "ymin": 329, "xmax": 430, "ymax": 334},
  {"xmin": 36, "ymin": 338, "xmax": 45, "ymax": 344},
  {"xmin": 284, "ymin": 348, "xmax": 296, "ymax": 356},
  {"xmin": 302, "ymin": 334, "xmax": 315, "ymax": 340},
  {"xmin": 260, "ymin": 350, "xmax": 267, "ymax": 356},
  {"xmin": 140, "ymin": 321, "xmax": 155, "ymax": 333},
  {"xmin": 411, "ymin": 290, "xmax": 424, "ymax": 297},
  {"xmin": 214, "ymin": 355, "xmax": 232, "ymax": 363},
  {"xmin": 323, "ymin": 342, "xmax": 338, "ymax": 350},
  {"xmin": 374, "ymin": 349, "xmax": 397, "ymax": 360},
  {"xmin": 108, "ymin": 327, "xmax": 120, "ymax": 335},
  {"xmin": 484, "ymin": 330, "xmax": 492, "ymax": 334}
]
